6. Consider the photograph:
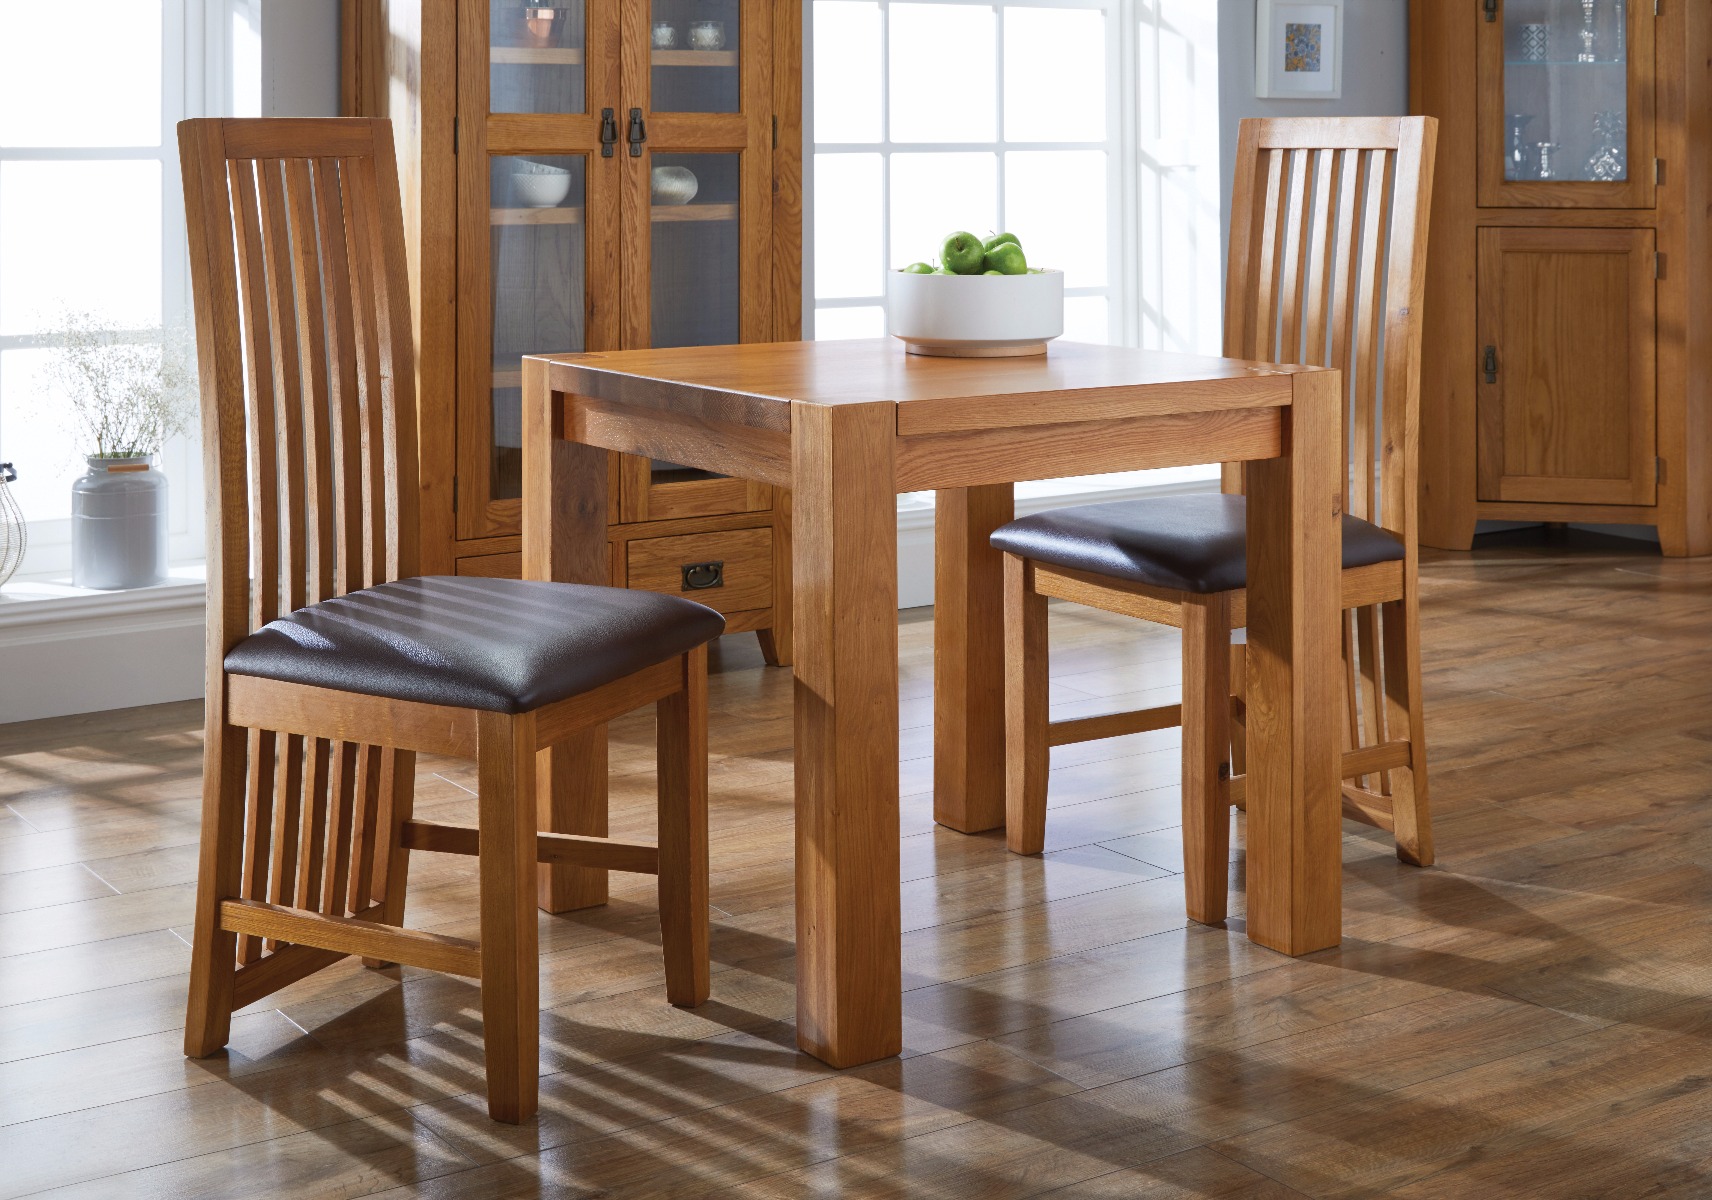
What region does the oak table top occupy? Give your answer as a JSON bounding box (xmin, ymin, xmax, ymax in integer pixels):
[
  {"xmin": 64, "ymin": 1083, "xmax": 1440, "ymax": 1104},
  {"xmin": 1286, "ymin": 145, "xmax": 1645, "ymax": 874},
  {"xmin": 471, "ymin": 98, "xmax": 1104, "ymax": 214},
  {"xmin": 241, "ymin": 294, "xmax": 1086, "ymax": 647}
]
[{"xmin": 522, "ymin": 338, "xmax": 1345, "ymax": 1070}]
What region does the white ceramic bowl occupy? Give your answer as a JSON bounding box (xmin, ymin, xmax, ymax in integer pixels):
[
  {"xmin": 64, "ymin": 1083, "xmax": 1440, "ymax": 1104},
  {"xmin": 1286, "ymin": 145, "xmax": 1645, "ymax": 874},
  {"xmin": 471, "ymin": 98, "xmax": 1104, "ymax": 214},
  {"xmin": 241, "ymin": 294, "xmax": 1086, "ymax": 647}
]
[
  {"xmin": 512, "ymin": 162, "xmax": 571, "ymax": 208},
  {"xmin": 650, "ymin": 165, "xmax": 699, "ymax": 205},
  {"xmin": 886, "ymin": 268, "xmax": 1064, "ymax": 357}
]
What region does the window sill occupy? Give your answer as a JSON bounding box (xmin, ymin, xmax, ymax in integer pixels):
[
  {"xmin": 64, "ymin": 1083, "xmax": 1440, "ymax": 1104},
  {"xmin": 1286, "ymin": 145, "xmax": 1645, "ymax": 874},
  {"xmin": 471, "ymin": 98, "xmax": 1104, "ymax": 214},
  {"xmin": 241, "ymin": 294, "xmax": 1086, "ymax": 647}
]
[{"xmin": 0, "ymin": 563, "xmax": 207, "ymax": 638}]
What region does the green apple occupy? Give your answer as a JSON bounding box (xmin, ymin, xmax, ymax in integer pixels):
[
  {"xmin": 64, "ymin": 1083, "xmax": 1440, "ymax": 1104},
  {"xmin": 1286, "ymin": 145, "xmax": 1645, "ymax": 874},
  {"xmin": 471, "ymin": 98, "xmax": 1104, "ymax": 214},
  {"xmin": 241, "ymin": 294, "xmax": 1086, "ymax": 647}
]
[
  {"xmin": 940, "ymin": 231, "xmax": 986, "ymax": 275},
  {"xmin": 982, "ymin": 269, "xmax": 1003, "ymax": 275},
  {"xmin": 901, "ymin": 262, "xmax": 934, "ymax": 274},
  {"xmin": 983, "ymin": 232, "xmax": 1021, "ymax": 252},
  {"xmin": 983, "ymin": 241, "xmax": 1028, "ymax": 275}
]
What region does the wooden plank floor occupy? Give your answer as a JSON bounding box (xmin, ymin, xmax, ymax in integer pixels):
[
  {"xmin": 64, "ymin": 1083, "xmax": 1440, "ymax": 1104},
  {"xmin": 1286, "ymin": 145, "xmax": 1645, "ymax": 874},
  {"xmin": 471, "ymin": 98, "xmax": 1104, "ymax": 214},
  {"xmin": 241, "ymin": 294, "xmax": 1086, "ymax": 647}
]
[{"xmin": 2, "ymin": 528, "xmax": 1711, "ymax": 1198}]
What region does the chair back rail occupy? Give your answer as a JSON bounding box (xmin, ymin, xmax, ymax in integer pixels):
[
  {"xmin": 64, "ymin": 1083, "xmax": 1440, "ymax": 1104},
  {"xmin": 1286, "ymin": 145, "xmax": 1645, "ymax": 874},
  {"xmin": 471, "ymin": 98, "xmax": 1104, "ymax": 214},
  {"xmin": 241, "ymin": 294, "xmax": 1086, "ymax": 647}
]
[
  {"xmin": 179, "ymin": 117, "xmax": 420, "ymax": 949},
  {"xmin": 1222, "ymin": 116, "xmax": 1437, "ymax": 543}
]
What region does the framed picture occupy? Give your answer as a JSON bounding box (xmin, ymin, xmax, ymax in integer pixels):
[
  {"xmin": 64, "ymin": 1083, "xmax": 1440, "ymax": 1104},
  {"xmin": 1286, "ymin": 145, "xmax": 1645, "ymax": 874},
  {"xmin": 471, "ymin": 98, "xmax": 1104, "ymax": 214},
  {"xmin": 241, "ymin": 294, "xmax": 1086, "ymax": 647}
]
[{"xmin": 1255, "ymin": 0, "xmax": 1343, "ymax": 99}]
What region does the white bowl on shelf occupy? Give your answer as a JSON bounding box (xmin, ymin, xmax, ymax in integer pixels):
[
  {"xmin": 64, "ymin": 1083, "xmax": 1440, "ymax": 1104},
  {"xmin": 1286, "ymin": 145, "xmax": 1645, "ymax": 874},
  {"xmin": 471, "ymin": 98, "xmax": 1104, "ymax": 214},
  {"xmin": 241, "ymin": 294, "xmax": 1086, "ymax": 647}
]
[
  {"xmin": 512, "ymin": 161, "xmax": 571, "ymax": 208},
  {"xmin": 886, "ymin": 268, "xmax": 1064, "ymax": 357}
]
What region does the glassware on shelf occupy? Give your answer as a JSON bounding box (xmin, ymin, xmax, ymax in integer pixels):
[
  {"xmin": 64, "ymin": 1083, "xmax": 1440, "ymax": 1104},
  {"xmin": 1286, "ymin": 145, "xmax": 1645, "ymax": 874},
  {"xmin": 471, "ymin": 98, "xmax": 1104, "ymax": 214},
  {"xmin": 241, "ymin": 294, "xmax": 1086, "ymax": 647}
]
[
  {"xmin": 1614, "ymin": 0, "xmax": 1626, "ymax": 60},
  {"xmin": 1536, "ymin": 141, "xmax": 1561, "ymax": 180},
  {"xmin": 652, "ymin": 21, "xmax": 677, "ymax": 49},
  {"xmin": 689, "ymin": 21, "xmax": 725, "ymax": 50},
  {"xmin": 1586, "ymin": 109, "xmax": 1627, "ymax": 181},
  {"xmin": 1577, "ymin": 0, "xmax": 1598, "ymax": 63},
  {"xmin": 1521, "ymin": 23, "xmax": 1550, "ymax": 61},
  {"xmin": 521, "ymin": 6, "xmax": 565, "ymax": 48},
  {"xmin": 1507, "ymin": 113, "xmax": 1535, "ymax": 180}
]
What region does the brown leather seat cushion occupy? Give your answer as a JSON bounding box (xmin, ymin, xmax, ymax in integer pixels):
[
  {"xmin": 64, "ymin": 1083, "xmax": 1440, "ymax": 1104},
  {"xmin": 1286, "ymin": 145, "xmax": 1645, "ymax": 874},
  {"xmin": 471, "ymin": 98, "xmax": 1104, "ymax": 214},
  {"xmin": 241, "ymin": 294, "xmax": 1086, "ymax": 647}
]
[
  {"xmin": 990, "ymin": 493, "xmax": 1403, "ymax": 595},
  {"xmin": 224, "ymin": 576, "xmax": 726, "ymax": 714}
]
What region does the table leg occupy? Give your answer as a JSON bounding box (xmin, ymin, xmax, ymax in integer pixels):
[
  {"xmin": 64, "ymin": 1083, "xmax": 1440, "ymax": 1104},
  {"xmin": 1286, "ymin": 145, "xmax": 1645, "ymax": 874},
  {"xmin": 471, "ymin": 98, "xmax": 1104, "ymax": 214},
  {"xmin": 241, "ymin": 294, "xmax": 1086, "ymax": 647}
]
[
  {"xmin": 933, "ymin": 484, "xmax": 1013, "ymax": 833},
  {"xmin": 1243, "ymin": 369, "xmax": 1343, "ymax": 955},
  {"xmin": 791, "ymin": 400, "xmax": 902, "ymax": 1067},
  {"xmin": 522, "ymin": 361, "xmax": 611, "ymax": 913}
]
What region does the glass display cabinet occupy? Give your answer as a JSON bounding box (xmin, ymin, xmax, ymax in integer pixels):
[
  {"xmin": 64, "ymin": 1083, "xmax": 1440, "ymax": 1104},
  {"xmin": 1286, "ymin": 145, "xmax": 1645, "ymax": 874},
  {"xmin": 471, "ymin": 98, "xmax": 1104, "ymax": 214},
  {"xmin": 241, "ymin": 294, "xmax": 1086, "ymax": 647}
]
[
  {"xmin": 345, "ymin": 0, "xmax": 801, "ymax": 655},
  {"xmin": 1411, "ymin": 0, "xmax": 1712, "ymax": 557}
]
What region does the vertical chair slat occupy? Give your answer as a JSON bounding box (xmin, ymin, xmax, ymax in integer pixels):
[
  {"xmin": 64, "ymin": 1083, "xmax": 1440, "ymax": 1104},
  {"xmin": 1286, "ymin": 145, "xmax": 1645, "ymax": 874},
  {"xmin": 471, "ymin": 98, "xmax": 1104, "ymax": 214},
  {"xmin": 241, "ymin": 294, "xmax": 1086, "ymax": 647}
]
[
  {"xmin": 1277, "ymin": 149, "xmax": 1313, "ymax": 364},
  {"xmin": 1302, "ymin": 149, "xmax": 1341, "ymax": 369},
  {"xmin": 1327, "ymin": 148, "xmax": 1366, "ymax": 481},
  {"xmin": 349, "ymin": 743, "xmax": 386, "ymax": 910},
  {"xmin": 366, "ymin": 129, "xmax": 422, "ymax": 580},
  {"xmin": 324, "ymin": 741, "xmax": 359, "ymax": 916},
  {"xmin": 296, "ymin": 738, "xmax": 332, "ymax": 911},
  {"xmin": 340, "ymin": 156, "xmax": 389, "ymax": 591},
  {"xmin": 313, "ymin": 157, "xmax": 365, "ymax": 599},
  {"xmin": 284, "ymin": 158, "xmax": 337, "ymax": 606},
  {"xmin": 1251, "ymin": 148, "xmax": 1290, "ymax": 362},
  {"xmin": 1350, "ymin": 149, "xmax": 1394, "ymax": 524}
]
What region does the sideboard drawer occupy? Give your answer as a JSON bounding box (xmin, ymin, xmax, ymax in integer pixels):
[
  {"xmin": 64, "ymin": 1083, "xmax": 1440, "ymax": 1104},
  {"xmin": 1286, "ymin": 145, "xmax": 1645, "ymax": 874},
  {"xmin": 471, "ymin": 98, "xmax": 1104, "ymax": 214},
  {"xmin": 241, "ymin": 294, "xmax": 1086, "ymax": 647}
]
[{"xmin": 625, "ymin": 527, "xmax": 773, "ymax": 615}]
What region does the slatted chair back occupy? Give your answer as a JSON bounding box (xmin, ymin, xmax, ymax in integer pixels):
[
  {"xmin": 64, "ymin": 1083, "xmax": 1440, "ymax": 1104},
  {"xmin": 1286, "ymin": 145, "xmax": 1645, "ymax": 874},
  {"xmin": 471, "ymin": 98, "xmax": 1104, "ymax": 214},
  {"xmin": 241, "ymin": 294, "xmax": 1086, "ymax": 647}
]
[
  {"xmin": 1222, "ymin": 116, "xmax": 1437, "ymax": 544},
  {"xmin": 179, "ymin": 117, "xmax": 420, "ymax": 956}
]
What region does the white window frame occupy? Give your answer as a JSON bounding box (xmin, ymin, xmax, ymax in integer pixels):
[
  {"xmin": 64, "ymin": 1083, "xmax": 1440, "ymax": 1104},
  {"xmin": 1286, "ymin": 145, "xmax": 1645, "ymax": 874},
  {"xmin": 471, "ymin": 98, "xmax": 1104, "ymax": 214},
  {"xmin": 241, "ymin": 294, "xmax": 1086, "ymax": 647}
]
[{"xmin": 0, "ymin": 0, "xmax": 248, "ymax": 582}]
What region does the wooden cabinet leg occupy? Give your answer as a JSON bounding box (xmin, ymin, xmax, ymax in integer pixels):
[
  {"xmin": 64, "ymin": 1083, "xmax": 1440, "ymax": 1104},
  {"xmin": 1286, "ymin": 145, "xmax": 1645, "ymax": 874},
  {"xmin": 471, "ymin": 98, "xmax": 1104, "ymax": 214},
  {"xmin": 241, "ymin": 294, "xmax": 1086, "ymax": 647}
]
[
  {"xmin": 933, "ymin": 484, "xmax": 1014, "ymax": 834},
  {"xmin": 1243, "ymin": 370, "xmax": 1343, "ymax": 956},
  {"xmin": 657, "ymin": 647, "xmax": 711, "ymax": 1007},
  {"xmin": 477, "ymin": 709, "xmax": 541, "ymax": 1124},
  {"xmin": 790, "ymin": 400, "xmax": 902, "ymax": 1068}
]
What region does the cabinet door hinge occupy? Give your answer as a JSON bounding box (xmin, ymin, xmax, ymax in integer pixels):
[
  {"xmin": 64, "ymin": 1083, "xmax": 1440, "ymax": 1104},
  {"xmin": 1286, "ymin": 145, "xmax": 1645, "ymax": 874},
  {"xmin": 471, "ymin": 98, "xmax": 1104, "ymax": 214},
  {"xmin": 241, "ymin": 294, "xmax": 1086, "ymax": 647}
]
[
  {"xmin": 452, "ymin": 476, "xmax": 459, "ymax": 514},
  {"xmin": 1483, "ymin": 0, "xmax": 1497, "ymax": 22},
  {"xmin": 772, "ymin": 115, "xmax": 778, "ymax": 148},
  {"xmin": 1654, "ymin": 158, "xmax": 1663, "ymax": 184},
  {"xmin": 1657, "ymin": 457, "xmax": 1666, "ymax": 485},
  {"xmin": 1655, "ymin": 251, "xmax": 1664, "ymax": 279},
  {"xmin": 452, "ymin": 116, "xmax": 458, "ymax": 154}
]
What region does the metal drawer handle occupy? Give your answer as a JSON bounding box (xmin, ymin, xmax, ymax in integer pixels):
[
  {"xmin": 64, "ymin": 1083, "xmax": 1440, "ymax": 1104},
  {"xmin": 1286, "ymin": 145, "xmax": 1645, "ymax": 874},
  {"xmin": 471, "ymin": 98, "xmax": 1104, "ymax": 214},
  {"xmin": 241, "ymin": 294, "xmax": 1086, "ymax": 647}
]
[{"xmin": 682, "ymin": 561, "xmax": 724, "ymax": 590}]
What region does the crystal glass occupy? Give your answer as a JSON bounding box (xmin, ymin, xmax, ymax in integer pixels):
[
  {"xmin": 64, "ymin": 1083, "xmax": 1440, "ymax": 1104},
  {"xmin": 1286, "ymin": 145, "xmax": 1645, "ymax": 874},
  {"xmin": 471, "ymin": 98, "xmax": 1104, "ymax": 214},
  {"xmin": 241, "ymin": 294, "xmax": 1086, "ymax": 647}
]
[{"xmin": 652, "ymin": 0, "xmax": 739, "ymax": 114}]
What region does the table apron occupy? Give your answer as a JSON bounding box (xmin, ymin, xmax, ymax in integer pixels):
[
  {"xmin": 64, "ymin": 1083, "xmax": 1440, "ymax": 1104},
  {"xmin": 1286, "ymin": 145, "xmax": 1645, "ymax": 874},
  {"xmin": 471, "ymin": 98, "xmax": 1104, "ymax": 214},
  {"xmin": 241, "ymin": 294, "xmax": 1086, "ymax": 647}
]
[
  {"xmin": 893, "ymin": 408, "xmax": 1283, "ymax": 492},
  {"xmin": 564, "ymin": 395, "xmax": 792, "ymax": 487}
]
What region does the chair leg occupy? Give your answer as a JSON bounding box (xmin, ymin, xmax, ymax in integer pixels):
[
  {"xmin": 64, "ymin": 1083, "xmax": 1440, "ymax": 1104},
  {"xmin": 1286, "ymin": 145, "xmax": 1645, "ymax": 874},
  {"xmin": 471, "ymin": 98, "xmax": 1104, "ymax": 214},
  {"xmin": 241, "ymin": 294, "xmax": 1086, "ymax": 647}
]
[
  {"xmin": 1181, "ymin": 594, "xmax": 1232, "ymax": 925},
  {"xmin": 657, "ymin": 646, "xmax": 711, "ymax": 1007},
  {"xmin": 1004, "ymin": 554, "xmax": 1050, "ymax": 855},
  {"xmin": 1228, "ymin": 642, "xmax": 1247, "ymax": 812},
  {"xmin": 477, "ymin": 709, "xmax": 541, "ymax": 1124},
  {"xmin": 184, "ymin": 715, "xmax": 249, "ymax": 1058},
  {"xmin": 1381, "ymin": 596, "xmax": 1434, "ymax": 867}
]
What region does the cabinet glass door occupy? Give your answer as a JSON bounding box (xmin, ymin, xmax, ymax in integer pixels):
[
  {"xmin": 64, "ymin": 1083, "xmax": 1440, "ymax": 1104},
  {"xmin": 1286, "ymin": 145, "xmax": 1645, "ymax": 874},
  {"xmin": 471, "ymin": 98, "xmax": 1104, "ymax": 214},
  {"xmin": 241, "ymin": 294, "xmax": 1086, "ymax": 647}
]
[
  {"xmin": 618, "ymin": 3, "xmax": 774, "ymax": 521},
  {"xmin": 459, "ymin": 2, "xmax": 619, "ymax": 538},
  {"xmin": 1478, "ymin": 0, "xmax": 1654, "ymax": 207}
]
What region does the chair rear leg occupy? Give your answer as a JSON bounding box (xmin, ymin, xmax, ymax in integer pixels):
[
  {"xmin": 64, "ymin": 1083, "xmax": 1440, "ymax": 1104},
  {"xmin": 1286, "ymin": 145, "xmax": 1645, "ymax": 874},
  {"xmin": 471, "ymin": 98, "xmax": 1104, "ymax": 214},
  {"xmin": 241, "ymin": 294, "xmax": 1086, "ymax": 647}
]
[
  {"xmin": 1181, "ymin": 594, "xmax": 1232, "ymax": 925},
  {"xmin": 477, "ymin": 709, "xmax": 541, "ymax": 1124},
  {"xmin": 1228, "ymin": 642, "xmax": 1247, "ymax": 811},
  {"xmin": 657, "ymin": 646, "xmax": 711, "ymax": 1007},
  {"xmin": 185, "ymin": 717, "xmax": 249, "ymax": 1058},
  {"xmin": 1381, "ymin": 597, "xmax": 1434, "ymax": 867},
  {"xmin": 1004, "ymin": 554, "xmax": 1050, "ymax": 856}
]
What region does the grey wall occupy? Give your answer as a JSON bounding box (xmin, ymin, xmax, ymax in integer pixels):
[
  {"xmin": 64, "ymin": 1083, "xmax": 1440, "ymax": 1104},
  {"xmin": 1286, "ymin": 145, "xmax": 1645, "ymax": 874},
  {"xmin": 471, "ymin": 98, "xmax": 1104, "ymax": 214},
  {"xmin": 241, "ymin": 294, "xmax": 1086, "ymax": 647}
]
[
  {"xmin": 1217, "ymin": 0, "xmax": 1410, "ymax": 243},
  {"xmin": 260, "ymin": 0, "xmax": 341, "ymax": 118}
]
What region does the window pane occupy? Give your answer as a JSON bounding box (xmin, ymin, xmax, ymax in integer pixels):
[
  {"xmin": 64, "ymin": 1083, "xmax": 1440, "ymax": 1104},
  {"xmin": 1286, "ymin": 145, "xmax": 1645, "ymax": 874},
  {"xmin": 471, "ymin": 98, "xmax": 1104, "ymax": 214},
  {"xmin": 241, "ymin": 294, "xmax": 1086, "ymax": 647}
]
[
  {"xmin": 1064, "ymin": 295, "xmax": 1110, "ymax": 343},
  {"xmin": 814, "ymin": 154, "xmax": 883, "ymax": 297},
  {"xmin": 890, "ymin": 153, "xmax": 998, "ymax": 272},
  {"xmin": 1005, "ymin": 8, "xmax": 1106, "ymax": 143},
  {"xmin": 889, "ymin": 4, "xmax": 996, "ymax": 143},
  {"xmin": 813, "ymin": 1, "xmax": 882, "ymax": 142},
  {"xmin": 0, "ymin": 1, "xmax": 162, "ymax": 147},
  {"xmin": 1004, "ymin": 150, "xmax": 1107, "ymax": 288},
  {"xmin": 815, "ymin": 306, "xmax": 885, "ymax": 340},
  {"xmin": 0, "ymin": 348, "xmax": 78, "ymax": 521},
  {"xmin": 0, "ymin": 162, "xmax": 163, "ymax": 336}
]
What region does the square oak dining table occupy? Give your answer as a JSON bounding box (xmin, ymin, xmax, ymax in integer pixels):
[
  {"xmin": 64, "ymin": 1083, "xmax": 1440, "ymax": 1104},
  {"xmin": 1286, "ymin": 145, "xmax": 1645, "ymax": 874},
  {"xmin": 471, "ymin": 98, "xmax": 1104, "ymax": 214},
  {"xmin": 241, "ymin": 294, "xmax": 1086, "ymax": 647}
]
[{"xmin": 520, "ymin": 338, "xmax": 1344, "ymax": 1070}]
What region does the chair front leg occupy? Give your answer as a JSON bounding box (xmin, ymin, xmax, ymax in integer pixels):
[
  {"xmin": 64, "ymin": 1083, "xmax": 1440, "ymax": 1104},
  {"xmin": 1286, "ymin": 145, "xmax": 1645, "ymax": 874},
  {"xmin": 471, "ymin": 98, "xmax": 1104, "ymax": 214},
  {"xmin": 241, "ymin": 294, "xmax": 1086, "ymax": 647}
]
[
  {"xmin": 184, "ymin": 714, "xmax": 249, "ymax": 1058},
  {"xmin": 1181, "ymin": 594, "xmax": 1233, "ymax": 925},
  {"xmin": 657, "ymin": 646, "xmax": 711, "ymax": 1007},
  {"xmin": 1004, "ymin": 554, "xmax": 1050, "ymax": 856},
  {"xmin": 1381, "ymin": 596, "xmax": 1434, "ymax": 867},
  {"xmin": 477, "ymin": 709, "xmax": 542, "ymax": 1124}
]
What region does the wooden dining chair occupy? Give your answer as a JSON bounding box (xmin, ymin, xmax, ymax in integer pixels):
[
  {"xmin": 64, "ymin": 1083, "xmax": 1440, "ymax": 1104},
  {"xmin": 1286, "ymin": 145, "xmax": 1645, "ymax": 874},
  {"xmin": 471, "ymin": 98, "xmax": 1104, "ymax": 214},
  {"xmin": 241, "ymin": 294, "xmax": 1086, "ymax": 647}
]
[
  {"xmin": 178, "ymin": 117, "xmax": 725, "ymax": 1123},
  {"xmin": 993, "ymin": 116, "xmax": 1439, "ymax": 925}
]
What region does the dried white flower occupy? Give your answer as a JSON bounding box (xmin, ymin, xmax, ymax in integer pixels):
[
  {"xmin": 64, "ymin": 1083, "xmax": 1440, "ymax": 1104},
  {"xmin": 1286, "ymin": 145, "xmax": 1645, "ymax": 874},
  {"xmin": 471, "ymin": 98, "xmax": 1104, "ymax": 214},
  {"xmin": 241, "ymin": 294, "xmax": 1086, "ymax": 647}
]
[{"xmin": 35, "ymin": 310, "xmax": 198, "ymax": 459}]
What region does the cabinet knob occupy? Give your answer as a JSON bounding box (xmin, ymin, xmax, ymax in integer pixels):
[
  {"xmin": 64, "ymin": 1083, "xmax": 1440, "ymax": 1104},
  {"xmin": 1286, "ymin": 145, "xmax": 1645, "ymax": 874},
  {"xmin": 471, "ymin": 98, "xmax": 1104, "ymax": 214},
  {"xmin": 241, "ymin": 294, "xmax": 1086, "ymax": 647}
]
[
  {"xmin": 1482, "ymin": 345, "xmax": 1499, "ymax": 385},
  {"xmin": 628, "ymin": 108, "xmax": 647, "ymax": 157}
]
